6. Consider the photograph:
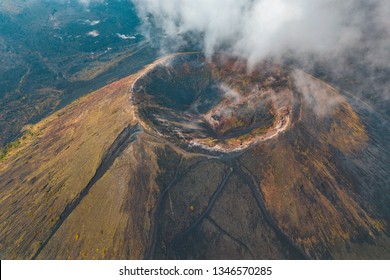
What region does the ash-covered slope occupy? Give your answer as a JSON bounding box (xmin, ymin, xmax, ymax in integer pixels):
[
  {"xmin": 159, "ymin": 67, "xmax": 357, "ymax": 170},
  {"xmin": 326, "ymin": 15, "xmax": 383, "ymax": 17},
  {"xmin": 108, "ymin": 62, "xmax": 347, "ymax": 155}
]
[{"xmin": 0, "ymin": 54, "xmax": 389, "ymax": 260}]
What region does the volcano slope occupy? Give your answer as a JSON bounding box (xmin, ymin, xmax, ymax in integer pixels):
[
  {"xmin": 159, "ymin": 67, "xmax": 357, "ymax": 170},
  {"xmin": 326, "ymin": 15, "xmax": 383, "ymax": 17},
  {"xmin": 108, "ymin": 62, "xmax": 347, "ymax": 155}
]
[{"xmin": 0, "ymin": 53, "xmax": 389, "ymax": 260}]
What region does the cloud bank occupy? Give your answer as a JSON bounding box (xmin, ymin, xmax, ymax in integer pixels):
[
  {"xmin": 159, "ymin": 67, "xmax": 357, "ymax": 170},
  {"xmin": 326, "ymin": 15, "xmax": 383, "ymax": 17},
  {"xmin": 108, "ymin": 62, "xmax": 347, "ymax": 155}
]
[{"xmin": 133, "ymin": 0, "xmax": 389, "ymax": 69}]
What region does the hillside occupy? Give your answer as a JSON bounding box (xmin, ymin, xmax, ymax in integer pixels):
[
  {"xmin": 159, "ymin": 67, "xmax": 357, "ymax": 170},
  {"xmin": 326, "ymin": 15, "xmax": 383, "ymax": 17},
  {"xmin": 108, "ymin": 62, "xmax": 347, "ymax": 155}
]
[{"xmin": 1, "ymin": 54, "xmax": 389, "ymax": 260}]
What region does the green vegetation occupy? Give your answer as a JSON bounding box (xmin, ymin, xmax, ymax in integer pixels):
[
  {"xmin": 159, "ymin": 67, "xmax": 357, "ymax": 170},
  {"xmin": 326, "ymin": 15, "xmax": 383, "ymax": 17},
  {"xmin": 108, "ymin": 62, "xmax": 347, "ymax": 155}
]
[
  {"xmin": 0, "ymin": 138, "xmax": 21, "ymax": 161},
  {"xmin": 0, "ymin": 129, "xmax": 36, "ymax": 161}
]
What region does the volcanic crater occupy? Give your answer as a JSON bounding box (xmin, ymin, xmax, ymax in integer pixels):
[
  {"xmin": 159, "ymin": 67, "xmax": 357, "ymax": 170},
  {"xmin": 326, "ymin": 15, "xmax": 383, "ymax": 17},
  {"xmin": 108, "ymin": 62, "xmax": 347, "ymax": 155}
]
[
  {"xmin": 1, "ymin": 52, "xmax": 389, "ymax": 260},
  {"xmin": 132, "ymin": 54, "xmax": 295, "ymax": 153}
]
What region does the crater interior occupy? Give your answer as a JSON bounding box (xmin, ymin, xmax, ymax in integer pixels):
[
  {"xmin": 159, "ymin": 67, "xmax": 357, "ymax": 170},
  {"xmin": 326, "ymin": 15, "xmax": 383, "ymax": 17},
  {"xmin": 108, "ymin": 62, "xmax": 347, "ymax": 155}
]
[{"xmin": 132, "ymin": 53, "xmax": 294, "ymax": 152}]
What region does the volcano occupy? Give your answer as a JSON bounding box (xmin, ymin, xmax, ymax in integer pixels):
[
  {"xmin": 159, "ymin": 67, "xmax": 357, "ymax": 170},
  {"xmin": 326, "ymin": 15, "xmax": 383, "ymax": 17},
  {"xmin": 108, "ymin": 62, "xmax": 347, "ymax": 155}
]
[
  {"xmin": 132, "ymin": 54, "xmax": 294, "ymax": 153},
  {"xmin": 0, "ymin": 53, "xmax": 389, "ymax": 260}
]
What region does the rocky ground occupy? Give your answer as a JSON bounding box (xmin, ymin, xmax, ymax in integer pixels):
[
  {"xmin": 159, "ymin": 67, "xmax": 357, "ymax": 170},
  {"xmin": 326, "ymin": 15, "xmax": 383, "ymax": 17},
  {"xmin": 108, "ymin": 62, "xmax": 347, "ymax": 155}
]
[{"xmin": 0, "ymin": 54, "xmax": 389, "ymax": 259}]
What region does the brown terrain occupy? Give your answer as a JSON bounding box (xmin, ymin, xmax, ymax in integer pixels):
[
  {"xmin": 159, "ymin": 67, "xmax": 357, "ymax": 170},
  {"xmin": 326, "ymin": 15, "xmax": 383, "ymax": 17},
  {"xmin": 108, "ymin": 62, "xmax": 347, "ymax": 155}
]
[{"xmin": 0, "ymin": 53, "xmax": 389, "ymax": 260}]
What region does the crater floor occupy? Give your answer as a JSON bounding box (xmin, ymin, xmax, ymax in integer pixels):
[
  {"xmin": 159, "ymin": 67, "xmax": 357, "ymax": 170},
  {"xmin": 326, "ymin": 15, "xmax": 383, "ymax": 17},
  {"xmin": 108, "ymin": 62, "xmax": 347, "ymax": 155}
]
[{"xmin": 132, "ymin": 54, "xmax": 295, "ymax": 153}]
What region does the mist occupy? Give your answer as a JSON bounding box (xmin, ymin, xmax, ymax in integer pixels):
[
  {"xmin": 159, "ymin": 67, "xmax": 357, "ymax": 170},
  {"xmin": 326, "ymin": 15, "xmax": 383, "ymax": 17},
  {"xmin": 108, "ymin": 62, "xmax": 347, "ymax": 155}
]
[
  {"xmin": 133, "ymin": 0, "xmax": 390, "ymax": 114},
  {"xmin": 133, "ymin": 0, "xmax": 388, "ymax": 65}
]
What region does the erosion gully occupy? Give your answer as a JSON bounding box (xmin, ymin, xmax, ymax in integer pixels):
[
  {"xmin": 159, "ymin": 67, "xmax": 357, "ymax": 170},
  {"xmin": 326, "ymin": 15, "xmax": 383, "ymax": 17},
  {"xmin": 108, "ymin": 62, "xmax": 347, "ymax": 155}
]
[
  {"xmin": 32, "ymin": 124, "xmax": 141, "ymax": 259},
  {"xmin": 149, "ymin": 153, "xmax": 310, "ymax": 260}
]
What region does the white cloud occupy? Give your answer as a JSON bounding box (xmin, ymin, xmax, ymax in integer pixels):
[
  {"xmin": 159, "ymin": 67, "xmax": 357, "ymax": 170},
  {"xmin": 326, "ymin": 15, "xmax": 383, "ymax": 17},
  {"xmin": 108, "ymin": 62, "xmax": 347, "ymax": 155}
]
[{"xmin": 133, "ymin": 0, "xmax": 390, "ymax": 69}]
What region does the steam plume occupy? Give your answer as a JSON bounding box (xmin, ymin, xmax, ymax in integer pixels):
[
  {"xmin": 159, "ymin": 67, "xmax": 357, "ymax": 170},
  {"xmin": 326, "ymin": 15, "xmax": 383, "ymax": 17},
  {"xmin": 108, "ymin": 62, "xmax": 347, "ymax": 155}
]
[
  {"xmin": 133, "ymin": 0, "xmax": 390, "ymax": 108},
  {"xmin": 134, "ymin": 1, "xmax": 388, "ymax": 65}
]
